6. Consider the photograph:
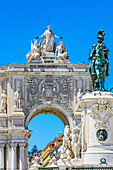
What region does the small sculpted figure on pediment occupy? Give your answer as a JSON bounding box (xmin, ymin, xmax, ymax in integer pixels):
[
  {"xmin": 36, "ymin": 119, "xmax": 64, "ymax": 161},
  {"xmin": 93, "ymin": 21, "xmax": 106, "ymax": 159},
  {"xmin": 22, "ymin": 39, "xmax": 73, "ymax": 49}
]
[
  {"xmin": 55, "ymin": 42, "xmax": 69, "ymax": 62},
  {"xmin": 26, "ymin": 39, "xmax": 41, "ymax": 63},
  {"xmin": 14, "ymin": 88, "xmax": 22, "ymax": 109}
]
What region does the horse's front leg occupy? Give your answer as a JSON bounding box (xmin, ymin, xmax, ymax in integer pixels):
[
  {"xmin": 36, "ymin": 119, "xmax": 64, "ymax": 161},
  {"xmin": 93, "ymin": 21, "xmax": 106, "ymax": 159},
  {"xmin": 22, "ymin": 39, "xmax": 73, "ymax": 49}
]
[
  {"xmin": 101, "ymin": 72, "xmax": 106, "ymax": 91},
  {"xmin": 94, "ymin": 66, "xmax": 100, "ymax": 90},
  {"xmin": 92, "ymin": 77, "xmax": 95, "ymax": 91},
  {"xmin": 95, "ymin": 69, "xmax": 99, "ymax": 83}
]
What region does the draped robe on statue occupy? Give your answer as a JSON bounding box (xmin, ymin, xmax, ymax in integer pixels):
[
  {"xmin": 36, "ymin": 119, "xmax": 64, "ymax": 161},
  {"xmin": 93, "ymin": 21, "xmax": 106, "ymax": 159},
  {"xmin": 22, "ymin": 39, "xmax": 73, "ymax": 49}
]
[{"xmin": 42, "ymin": 30, "xmax": 55, "ymax": 52}]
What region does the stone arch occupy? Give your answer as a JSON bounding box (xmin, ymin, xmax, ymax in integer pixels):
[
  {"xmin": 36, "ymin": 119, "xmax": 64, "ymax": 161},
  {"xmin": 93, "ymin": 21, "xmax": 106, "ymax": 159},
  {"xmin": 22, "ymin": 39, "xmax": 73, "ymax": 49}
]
[{"xmin": 25, "ymin": 104, "xmax": 73, "ymax": 129}]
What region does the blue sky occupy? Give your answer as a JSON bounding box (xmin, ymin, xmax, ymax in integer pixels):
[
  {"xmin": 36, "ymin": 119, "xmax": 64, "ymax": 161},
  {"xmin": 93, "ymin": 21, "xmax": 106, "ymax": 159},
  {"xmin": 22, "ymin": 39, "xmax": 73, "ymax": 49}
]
[{"xmin": 0, "ymin": 0, "xmax": 113, "ymax": 151}]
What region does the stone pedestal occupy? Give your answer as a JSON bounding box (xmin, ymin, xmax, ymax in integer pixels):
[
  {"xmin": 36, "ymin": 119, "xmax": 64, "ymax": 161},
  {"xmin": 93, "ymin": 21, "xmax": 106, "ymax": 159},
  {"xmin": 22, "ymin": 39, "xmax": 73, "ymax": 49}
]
[{"xmin": 78, "ymin": 91, "xmax": 113, "ymax": 166}]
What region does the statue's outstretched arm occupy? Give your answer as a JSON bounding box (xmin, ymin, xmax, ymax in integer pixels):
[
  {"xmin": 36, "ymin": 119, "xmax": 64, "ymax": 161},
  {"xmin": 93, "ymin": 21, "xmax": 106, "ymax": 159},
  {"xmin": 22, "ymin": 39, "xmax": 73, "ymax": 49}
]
[
  {"xmin": 35, "ymin": 33, "xmax": 45, "ymax": 39},
  {"xmin": 39, "ymin": 33, "xmax": 45, "ymax": 38},
  {"xmin": 54, "ymin": 35, "xmax": 63, "ymax": 39}
]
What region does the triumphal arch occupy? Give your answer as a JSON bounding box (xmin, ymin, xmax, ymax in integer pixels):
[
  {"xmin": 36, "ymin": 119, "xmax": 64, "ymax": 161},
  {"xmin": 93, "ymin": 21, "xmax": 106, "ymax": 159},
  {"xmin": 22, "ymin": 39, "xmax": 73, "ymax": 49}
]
[
  {"xmin": 0, "ymin": 26, "xmax": 90, "ymax": 169},
  {"xmin": 1, "ymin": 27, "xmax": 113, "ymax": 170}
]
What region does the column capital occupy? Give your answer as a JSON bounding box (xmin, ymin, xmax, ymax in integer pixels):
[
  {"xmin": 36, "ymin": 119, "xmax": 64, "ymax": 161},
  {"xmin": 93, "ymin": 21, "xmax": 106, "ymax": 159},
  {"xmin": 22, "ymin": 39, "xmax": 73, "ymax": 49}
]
[
  {"xmin": 10, "ymin": 143, "xmax": 17, "ymax": 148},
  {"xmin": 6, "ymin": 144, "xmax": 10, "ymax": 148},
  {"xmin": 19, "ymin": 143, "xmax": 26, "ymax": 148},
  {"xmin": 0, "ymin": 144, "xmax": 5, "ymax": 148}
]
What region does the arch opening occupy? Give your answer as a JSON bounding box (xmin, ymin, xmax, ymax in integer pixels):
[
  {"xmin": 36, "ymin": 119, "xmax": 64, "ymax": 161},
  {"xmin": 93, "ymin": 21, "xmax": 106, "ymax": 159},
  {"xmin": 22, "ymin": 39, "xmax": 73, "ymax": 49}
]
[
  {"xmin": 25, "ymin": 104, "xmax": 72, "ymax": 129},
  {"xmin": 28, "ymin": 113, "xmax": 65, "ymax": 151},
  {"xmin": 25, "ymin": 104, "xmax": 72, "ymax": 166}
]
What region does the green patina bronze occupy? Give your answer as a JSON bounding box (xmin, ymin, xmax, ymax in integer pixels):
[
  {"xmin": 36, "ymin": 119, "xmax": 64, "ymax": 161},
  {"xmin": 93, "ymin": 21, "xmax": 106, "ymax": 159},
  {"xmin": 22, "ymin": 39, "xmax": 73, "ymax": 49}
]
[{"xmin": 88, "ymin": 30, "xmax": 109, "ymax": 91}]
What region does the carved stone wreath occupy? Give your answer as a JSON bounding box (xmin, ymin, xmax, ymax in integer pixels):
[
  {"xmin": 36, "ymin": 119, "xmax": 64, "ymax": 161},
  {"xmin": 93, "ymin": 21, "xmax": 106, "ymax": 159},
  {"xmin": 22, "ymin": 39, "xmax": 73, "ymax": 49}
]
[{"xmin": 89, "ymin": 98, "xmax": 113, "ymax": 129}]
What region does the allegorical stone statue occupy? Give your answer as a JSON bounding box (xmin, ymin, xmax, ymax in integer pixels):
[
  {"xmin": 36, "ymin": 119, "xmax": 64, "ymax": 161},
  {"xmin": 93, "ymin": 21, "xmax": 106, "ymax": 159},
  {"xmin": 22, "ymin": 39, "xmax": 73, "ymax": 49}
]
[
  {"xmin": 63, "ymin": 125, "xmax": 71, "ymax": 148},
  {"xmin": 55, "ymin": 42, "xmax": 68, "ymax": 60},
  {"xmin": 62, "ymin": 125, "xmax": 74, "ymax": 159},
  {"xmin": 71, "ymin": 122, "xmax": 82, "ymax": 158},
  {"xmin": 1, "ymin": 90, "xmax": 7, "ymax": 112},
  {"xmin": 26, "ymin": 39, "xmax": 41, "ymax": 63},
  {"xmin": 88, "ymin": 30, "xmax": 109, "ymax": 91},
  {"xmin": 35, "ymin": 25, "xmax": 63, "ymax": 52},
  {"xmin": 14, "ymin": 88, "xmax": 22, "ymax": 109}
]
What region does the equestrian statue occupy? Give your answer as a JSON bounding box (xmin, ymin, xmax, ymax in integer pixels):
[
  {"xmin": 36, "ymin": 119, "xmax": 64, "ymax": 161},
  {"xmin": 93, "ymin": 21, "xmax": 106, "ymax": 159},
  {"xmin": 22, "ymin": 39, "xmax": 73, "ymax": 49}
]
[{"xmin": 88, "ymin": 30, "xmax": 109, "ymax": 91}]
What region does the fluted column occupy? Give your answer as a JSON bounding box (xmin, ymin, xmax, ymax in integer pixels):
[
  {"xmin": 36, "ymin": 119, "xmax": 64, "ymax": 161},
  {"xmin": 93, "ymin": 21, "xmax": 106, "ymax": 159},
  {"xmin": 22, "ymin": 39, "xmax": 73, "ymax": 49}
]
[
  {"xmin": 24, "ymin": 143, "xmax": 28, "ymax": 170},
  {"xmin": 19, "ymin": 143, "xmax": 25, "ymax": 170},
  {"xmin": 11, "ymin": 143, "xmax": 17, "ymax": 170},
  {"xmin": 6, "ymin": 144, "xmax": 11, "ymax": 170},
  {"xmin": 0, "ymin": 144, "xmax": 5, "ymax": 169}
]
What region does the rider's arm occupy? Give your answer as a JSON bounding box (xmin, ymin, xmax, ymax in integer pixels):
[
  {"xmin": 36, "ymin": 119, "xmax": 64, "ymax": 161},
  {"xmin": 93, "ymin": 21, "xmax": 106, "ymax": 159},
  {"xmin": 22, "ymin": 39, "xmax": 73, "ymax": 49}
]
[{"xmin": 89, "ymin": 45, "xmax": 95, "ymax": 59}]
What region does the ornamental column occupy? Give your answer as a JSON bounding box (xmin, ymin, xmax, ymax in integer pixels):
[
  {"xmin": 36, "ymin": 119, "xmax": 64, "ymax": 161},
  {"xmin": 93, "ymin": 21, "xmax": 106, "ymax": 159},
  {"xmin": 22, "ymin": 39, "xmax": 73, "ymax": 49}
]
[
  {"xmin": 6, "ymin": 144, "xmax": 11, "ymax": 170},
  {"xmin": 0, "ymin": 144, "xmax": 4, "ymax": 169},
  {"xmin": 24, "ymin": 143, "xmax": 28, "ymax": 170},
  {"xmin": 19, "ymin": 143, "xmax": 25, "ymax": 170},
  {"xmin": 11, "ymin": 143, "xmax": 17, "ymax": 170}
]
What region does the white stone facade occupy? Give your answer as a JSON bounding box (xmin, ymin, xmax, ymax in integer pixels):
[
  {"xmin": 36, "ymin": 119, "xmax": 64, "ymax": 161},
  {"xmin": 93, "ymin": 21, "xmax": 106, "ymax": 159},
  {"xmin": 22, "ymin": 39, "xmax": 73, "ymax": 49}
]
[{"xmin": 0, "ymin": 60, "xmax": 90, "ymax": 169}]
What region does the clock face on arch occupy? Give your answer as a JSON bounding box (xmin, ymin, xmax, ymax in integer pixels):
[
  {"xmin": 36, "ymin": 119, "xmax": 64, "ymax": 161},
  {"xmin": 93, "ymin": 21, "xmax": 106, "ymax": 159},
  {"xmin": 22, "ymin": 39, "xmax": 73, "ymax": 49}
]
[{"xmin": 96, "ymin": 129, "xmax": 108, "ymax": 142}]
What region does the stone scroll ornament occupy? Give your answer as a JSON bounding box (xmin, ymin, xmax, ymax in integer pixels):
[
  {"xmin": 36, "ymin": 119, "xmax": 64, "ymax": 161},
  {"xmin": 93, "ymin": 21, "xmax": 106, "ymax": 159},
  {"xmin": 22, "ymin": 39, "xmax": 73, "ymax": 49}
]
[
  {"xmin": 88, "ymin": 30, "xmax": 109, "ymax": 91},
  {"xmin": 89, "ymin": 98, "xmax": 113, "ymax": 141}
]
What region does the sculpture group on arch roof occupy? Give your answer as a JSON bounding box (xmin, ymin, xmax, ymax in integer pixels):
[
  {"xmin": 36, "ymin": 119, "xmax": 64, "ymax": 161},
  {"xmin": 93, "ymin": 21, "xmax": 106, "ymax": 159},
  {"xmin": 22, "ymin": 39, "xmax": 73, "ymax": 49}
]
[
  {"xmin": 26, "ymin": 26, "xmax": 110, "ymax": 92},
  {"xmin": 26, "ymin": 25, "xmax": 69, "ymax": 64}
]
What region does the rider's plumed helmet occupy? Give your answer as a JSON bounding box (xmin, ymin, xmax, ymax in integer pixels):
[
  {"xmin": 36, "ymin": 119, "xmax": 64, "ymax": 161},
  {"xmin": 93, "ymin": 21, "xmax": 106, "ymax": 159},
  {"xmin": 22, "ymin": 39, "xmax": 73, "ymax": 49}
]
[{"xmin": 97, "ymin": 29, "xmax": 105, "ymax": 41}]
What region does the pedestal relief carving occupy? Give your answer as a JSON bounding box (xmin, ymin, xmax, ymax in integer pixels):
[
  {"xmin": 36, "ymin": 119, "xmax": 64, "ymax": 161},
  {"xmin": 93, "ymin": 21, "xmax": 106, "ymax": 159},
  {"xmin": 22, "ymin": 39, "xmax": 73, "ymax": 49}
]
[{"xmin": 89, "ymin": 98, "xmax": 113, "ymax": 130}]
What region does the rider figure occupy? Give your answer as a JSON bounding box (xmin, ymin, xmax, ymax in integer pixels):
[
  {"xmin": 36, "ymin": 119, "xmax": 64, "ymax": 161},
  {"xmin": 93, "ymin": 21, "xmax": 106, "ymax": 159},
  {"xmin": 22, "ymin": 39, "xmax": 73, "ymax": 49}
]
[{"xmin": 88, "ymin": 30, "xmax": 109, "ymax": 77}]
